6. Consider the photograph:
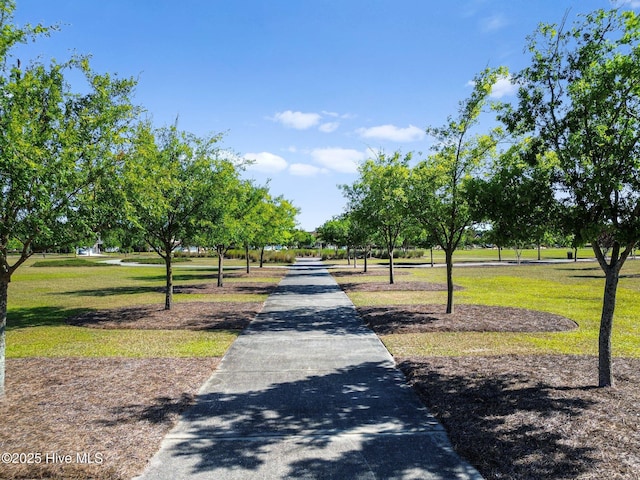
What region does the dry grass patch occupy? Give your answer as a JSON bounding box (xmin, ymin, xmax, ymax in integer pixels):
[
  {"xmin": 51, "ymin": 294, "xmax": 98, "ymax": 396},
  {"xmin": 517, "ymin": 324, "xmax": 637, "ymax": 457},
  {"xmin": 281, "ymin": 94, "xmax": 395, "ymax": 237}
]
[
  {"xmin": 399, "ymin": 355, "xmax": 640, "ymax": 480},
  {"xmin": 0, "ymin": 358, "xmax": 218, "ymax": 480}
]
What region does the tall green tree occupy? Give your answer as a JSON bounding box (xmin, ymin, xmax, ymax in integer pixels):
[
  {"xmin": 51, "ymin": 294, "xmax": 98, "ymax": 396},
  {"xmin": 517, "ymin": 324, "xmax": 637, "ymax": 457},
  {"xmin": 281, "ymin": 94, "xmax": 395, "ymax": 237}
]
[
  {"xmin": 468, "ymin": 142, "xmax": 558, "ymax": 263},
  {"xmin": 236, "ymin": 183, "xmax": 270, "ymax": 274},
  {"xmin": 317, "ymin": 215, "xmax": 351, "ymax": 258},
  {"xmin": 253, "ymin": 195, "xmax": 298, "ymax": 267},
  {"xmin": 408, "ymin": 68, "xmax": 503, "ymax": 313},
  {"xmin": 501, "ymin": 8, "xmax": 640, "ymax": 387},
  {"xmin": 342, "ymin": 151, "xmax": 411, "ymax": 284},
  {"xmin": 198, "ymin": 172, "xmax": 260, "ymax": 287},
  {"xmin": 124, "ymin": 122, "xmax": 223, "ymax": 309},
  {"xmin": 0, "ymin": 0, "xmax": 136, "ymax": 395}
]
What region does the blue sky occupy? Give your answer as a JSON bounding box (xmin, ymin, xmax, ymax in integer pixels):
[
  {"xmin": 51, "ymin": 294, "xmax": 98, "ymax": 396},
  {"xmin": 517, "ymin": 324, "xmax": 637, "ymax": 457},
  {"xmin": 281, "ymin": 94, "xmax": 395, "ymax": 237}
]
[{"xmin": 13, "ymin": 0, "xmax": 639, "ymax": 230}]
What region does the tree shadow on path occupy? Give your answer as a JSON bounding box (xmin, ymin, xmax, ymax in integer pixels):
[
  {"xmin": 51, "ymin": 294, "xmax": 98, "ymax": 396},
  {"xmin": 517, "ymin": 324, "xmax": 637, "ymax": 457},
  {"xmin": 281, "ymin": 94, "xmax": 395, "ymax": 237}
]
[{"xmin": 129, "ymin": 361, "xmax": 485, "ymax": 479}]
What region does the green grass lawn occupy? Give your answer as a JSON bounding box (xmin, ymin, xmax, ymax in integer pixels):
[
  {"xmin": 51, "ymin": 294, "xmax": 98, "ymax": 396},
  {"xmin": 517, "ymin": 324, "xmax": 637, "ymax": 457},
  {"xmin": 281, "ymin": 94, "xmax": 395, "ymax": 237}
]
[
  {"xmin": 8, "ymin": 251, "xmax": 640, "ymax": 360},
  {"xmin": 336, "ymin": 258, "xmax": 640, "ymax": 358},
  {"xmin": 5, "ymin": 254, "xmax": 283, "ymax": 358},
  {"xmin": 327, "ymin": 246, "xmax": 597, "ymax": 265}
]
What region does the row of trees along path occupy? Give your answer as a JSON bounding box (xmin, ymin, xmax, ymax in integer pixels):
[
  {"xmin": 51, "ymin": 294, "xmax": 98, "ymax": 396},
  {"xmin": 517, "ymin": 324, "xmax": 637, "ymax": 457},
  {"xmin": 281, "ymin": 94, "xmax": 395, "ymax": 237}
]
[
  {"xmin": 0, "ymin": 1, "xmax": 297, "ymax": 396},
  {"xmin": 332, "ymin": 9, "xmax": 640, "ymax": 388}
]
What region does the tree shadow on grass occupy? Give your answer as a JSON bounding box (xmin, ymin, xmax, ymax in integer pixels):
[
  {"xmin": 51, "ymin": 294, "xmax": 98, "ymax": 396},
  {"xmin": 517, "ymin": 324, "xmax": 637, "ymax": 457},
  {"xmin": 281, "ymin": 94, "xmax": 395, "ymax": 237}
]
[
  {"xmin": 398, "ymin": 359, "xmax": 598, "ymax": 479},
  {"xmin": 59, "ymin": 285, "xmax": 162, "ymax": 297},
  {"xmin": 7, "ymin": 306, "xmax": 81, "ymax": 330}
]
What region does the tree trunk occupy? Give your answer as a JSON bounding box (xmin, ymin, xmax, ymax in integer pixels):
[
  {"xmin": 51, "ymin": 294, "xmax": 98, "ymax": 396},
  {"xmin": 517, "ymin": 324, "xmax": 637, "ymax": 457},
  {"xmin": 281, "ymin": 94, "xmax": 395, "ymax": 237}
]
[
  {"xmin": 537, "ymin": 243, "xmax": 541, "ymax": 261},
  {"xmin": 592, "ymin": 241, "xmax": 633, "ymax": 387},
  {"xmin": 353, "ymin": 247, "xmax": 357, "ymax": 268},
  {"xmin": 599, "ymin": 268, "xmax": 619, "ymax": 387},
  {"xmin": 498, "ymin": 246, "xmax": 502, "ymax": 262},
  {"xmin": 217, "ymin": 248, "xmax": 224, "ymax": 287},
  {"xmin": 430, "ymin": 247, "xmax": 434, "ymax": 267},
  {"xmin": 445, "ymin": 248, "xmax": 454, "ymax": 314},
  {"xmin": 260, "ymin": 247, "xmax": 265, "ymax": 268},
  {"xmin": 388, "ymin": 247, "xmax": 395, "ymax": 284},
  {"xmin": 245, "ymin": 244, "xmax": 250, "ymax": 274},
  {"xmin": 364, "ymin": 246, "xmax": 368, "ymax": 273},
  {"xmin": 0, "ymin": 275, "xmax": 9, "ymax": 396},
  {"xmin": 347, "ymin": 246, "xmax": 351, "ymax": 266},
  {"xmin": 164, "ymin": 254, "xmax": 173, "ymax": 310},
  {"xmin": 574, "ymin": 246, "xmax": 578, "ymax": 262}
]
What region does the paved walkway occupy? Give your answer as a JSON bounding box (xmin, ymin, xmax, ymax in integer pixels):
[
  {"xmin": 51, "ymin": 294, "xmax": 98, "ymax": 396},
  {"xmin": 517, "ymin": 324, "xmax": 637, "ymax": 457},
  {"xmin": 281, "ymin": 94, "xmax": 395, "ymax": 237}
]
[{"xmin": 136, "ymin": 259, "xmax": 483, "ymax": 479}]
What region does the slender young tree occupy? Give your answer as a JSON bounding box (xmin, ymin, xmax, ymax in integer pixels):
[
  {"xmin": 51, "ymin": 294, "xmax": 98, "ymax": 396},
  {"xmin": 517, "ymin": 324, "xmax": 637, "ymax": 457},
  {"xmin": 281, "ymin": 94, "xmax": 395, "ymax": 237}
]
[
  {"xmin": 408, "ymin": 68, "xmax": 503, "ymax": 313},
  {"xmin": 501, "ymin": 8, "xmax": 640, "ymax": 387},
  {"xmin": 317, "ymin": 216, "xmax": 351, "ymax": 261},
  {"xmin": 253, "ymin": 196, "xmax": 298, "ymax": 267},
  {"xmin": 237, "ymin": 183, "xmax": 270, "ymax": 274},
  {"xmin": 199, "ymin": 173, "xmax": 261, "ymax": 287},
  {"xmin": 124, "ymin": 122, "xmax": 223, "ymax": 309},
  {"xmin": 342, "ymin": 151, "xmax": 411, "ymax": 284}
]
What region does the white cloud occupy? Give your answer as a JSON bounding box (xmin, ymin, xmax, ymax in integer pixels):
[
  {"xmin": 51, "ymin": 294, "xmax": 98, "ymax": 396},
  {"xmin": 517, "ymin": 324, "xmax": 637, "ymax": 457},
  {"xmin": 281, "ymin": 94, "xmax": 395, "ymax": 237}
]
[
  {"xmin": 466, "ymin": 76, "xmax": 517, "ymax": 98},
  {"xmin": 272, "ymin": 110, "xmax": 321, "ymax": 130},
  {"xmin": 319, "ymin": 122, "xmax": 340, "ymax": 133},
  {"xmin": 243, "ymin": 152, "xmax": 288, "ymax": 172},
  {"xmin": 480, "ymin": 14, "xmax": 508, "ymax": 32},
  {"xmin": 357, "ymin": 124, "xmax": 425, "ymax": 142},
  {"xmin": 311, "ymin": 148, "xmax": 365, "ymax": 173},
  {"xmin": 289, "ymin": 163, "xmax": 327, "ymax": 176},
  {"xmin": 491, "ymin": 75, "xmax": 517, "ymax": 98},
  {"xmin": 615, "ymin": 0, "xmax": 640, "ymax": 7}
]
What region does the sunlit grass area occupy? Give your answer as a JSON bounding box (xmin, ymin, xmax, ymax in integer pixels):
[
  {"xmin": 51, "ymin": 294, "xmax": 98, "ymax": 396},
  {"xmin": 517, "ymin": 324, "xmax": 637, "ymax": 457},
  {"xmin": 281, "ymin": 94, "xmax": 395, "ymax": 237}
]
[
  {"xmin": 7, "ymin": 327, "xmax": 237, "ymax": 357},
  {"xmin": 334, "ymin": 257, "xmax": 640, "ymax": 358},
  {"xmin": 5, "ymin": 254, "xmax": 285, "ymax": 358}
]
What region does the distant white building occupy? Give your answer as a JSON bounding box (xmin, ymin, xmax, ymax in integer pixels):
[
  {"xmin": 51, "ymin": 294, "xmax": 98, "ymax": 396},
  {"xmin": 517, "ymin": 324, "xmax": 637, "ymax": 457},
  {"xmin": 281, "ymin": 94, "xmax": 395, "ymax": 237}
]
[{"xmin": 77, "ymin": 237, "xmax": 103, "ymax": 256}]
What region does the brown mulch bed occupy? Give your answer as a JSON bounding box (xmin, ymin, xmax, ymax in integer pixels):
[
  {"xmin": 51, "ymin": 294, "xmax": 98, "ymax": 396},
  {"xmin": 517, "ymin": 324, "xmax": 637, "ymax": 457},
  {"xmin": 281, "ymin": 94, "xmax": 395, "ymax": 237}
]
[
  {"xmin": 67, "ymin": 302, "xmax": 262, "ymax": 331},
  {"xmin": 173, "ymin": 281, "xmax": 280, "ymax": 296},
  {"xmin": 330, "ymin": 268, "xmax": 409, "ymax": 277},
  {"xmin": 358, "ymin": 304, "xmax": 578, "ymax": 334},
  {"xmin": 0, "ymin": 358, "xmax": 219, "ymax": 480},
  {"xmin": 399, "ymin": 355, "xmax": 640, "ymax": 480}
]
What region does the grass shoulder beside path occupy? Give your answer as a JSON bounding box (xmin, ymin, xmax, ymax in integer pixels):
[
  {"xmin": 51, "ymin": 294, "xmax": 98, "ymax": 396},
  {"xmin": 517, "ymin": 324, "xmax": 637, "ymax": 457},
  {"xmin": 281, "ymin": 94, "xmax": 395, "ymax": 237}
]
[{"xmin": 330, "ymin": 260, "xmax": 640, "ymax": 479}]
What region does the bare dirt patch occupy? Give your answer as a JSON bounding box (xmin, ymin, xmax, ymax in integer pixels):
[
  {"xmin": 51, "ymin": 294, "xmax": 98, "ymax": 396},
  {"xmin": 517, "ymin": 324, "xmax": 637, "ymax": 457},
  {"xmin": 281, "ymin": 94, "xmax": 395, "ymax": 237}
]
[
  {"xmin": 399, "ymin": 355, "xmax": 640, "ymax": 480},
  {"xmin": 358, "ymin": 304, "xmax": 578, "ymax": 333},
  {"xmin": 0, "ymin": 357, "xmax": 218, "ymax": 480},
  {"xmin": 67, "ymin": 302, "xmax": 262, "ymax": 331}
]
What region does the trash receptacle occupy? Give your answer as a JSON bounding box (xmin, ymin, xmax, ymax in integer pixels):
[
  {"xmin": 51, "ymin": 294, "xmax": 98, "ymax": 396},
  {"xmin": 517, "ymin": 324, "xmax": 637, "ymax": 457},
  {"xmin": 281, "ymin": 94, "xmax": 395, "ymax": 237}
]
[{"xmin": 567, "ymin": 251, "xmax": 573, "ymax": 260}]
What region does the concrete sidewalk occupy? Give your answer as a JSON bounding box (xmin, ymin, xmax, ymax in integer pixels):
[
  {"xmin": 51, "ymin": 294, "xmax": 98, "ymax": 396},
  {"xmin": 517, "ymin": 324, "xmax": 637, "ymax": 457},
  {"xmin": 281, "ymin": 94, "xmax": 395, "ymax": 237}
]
[{"xmin": 136, "ymin": 259, "xmax": 483, "ymax": 479}]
